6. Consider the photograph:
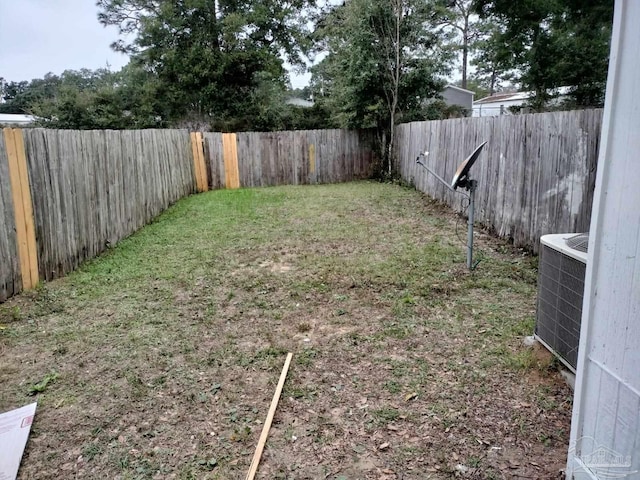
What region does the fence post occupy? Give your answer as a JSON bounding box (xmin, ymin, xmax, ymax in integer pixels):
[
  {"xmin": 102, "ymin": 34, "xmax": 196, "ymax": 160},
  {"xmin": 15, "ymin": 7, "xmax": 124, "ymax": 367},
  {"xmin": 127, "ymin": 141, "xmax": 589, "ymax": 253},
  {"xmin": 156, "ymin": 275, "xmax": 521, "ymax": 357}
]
[
  {"xmin": 190, "ymin": 132, "xmax": 209, "ymax": 192},
  {"xmin": 222, "ymin": 133, "xmax": 240, "ymax": 189},
  {"xmin": 3, "ymin": 128, "xmax": 39, "ymax": 290}
]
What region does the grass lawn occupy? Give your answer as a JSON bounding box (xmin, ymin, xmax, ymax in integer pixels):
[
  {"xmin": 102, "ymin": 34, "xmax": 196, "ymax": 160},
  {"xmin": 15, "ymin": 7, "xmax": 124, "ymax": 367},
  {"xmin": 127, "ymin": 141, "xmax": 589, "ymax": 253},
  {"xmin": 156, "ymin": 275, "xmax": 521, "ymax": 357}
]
[{"xmin": 0, "ymin": 182, "xmax": 572, "ymax": 479}]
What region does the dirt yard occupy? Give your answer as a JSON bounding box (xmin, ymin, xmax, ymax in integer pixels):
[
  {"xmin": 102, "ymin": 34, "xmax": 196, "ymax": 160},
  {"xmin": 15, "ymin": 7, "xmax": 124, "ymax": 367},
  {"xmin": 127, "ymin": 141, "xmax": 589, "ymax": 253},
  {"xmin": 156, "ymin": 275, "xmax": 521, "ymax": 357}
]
[{"xmin": 0, "ymin": 182, "xmax": 572, "ymax": 479}]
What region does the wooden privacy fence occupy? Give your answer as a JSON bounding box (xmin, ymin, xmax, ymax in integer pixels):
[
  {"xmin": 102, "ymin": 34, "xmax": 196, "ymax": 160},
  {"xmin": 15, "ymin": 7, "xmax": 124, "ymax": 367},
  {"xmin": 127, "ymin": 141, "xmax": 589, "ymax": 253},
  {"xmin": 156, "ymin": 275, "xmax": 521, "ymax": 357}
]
[
  {"xmin": 0, "ymin": 128, "xmax": 195, "ymax": 302},
  {"xmin": 395, "ymin": 109, "xmax": 603, "ymax": 252},
  {"xmin": 202, "ymin": 129, "xmax": 376, "ymax": 189},
  {"xmin": 0, "ymin": 127, "xmax": 376, "ymax": 302}
]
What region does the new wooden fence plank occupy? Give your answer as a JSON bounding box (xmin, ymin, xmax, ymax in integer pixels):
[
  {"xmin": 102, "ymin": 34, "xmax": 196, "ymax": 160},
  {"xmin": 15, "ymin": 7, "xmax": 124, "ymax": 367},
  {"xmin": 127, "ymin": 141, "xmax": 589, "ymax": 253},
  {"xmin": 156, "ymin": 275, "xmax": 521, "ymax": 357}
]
[
  {"xmin": 13, "ymin": 129, "xmax": 39, "ymax": 288},
  {"xmin": 4, "ymin": 129, "xmax": 39, "ymax": 290},
  {"xmin": 222, "ymin": 133, "xmax": 240, "ymax": 189},
  {"xmin": 231, "ymin": 133, "xmax": 240, "ymax": 188}
]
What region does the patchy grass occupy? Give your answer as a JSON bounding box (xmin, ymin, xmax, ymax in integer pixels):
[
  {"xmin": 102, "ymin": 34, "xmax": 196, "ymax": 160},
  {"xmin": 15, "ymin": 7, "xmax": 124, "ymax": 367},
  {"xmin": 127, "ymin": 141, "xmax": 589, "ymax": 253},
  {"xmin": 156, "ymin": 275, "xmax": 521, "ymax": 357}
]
[{"xmin": 0, "ymin": 182, "xmax": 571, "ymax": 479}]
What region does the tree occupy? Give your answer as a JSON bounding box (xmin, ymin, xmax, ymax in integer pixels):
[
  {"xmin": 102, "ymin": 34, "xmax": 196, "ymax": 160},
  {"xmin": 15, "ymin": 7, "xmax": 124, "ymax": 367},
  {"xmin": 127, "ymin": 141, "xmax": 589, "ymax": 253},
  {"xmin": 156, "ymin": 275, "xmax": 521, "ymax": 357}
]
[
  {"xmin": 0, "ymin": 76, "xmax": 59, "ymax": 115},
  {"xmin": 0, "ymin": 67, "xmax": 170, "ymax": 129},
  {"xmin": 474, "ymin": 0, "xmax": 613, "ymax": 109},
  {"xmin": 97, "ymin": 0, "xmax": 314, "ymax": 130},
  {"xmin": 435, "ymin": 0, "xmax": 483, "ymax": 90},
  {"xmin": 311, "ymin": 0, "xmax": 450, "ymax": 174},
  {"xmin": 468, "ymin": 20, "xmax": 514, "ymax": 95}
]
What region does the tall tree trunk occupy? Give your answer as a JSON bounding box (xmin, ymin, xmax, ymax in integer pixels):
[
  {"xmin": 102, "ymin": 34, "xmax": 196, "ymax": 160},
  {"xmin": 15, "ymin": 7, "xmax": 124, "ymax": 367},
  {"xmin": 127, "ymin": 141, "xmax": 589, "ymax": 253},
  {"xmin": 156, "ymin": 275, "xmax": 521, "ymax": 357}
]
[
  {"xmin": 388, "ymin": 0, "xmax": 401, "ymax": 176},
  {"xmin": 461, "ymin": 43, "xmax": 468, "ymax": 89},
  {"xmin": 461, "ymin": 15, "xmax": 469, "ymax": 89},
  {"xmin": 490, "ymin": 68, "xmax": 496, "ymax": 95}
]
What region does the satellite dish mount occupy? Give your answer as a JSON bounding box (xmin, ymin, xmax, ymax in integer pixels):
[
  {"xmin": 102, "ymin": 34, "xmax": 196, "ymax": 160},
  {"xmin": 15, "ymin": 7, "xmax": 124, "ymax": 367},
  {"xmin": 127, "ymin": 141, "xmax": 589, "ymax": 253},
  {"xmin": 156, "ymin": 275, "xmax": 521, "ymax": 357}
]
[{"xmin": 416, "ymin": 142, "xmax": 487, "ymax": 270}]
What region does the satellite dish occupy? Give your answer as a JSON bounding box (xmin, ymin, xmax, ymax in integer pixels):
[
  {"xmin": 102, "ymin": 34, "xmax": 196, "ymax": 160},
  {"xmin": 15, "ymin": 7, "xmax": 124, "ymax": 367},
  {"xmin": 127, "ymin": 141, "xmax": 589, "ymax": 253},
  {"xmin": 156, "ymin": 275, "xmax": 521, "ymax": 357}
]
[
  {"xmin": 451, "ymin": 141, "xmax": 487, "ymax": 190},
  {"xmin": 415, "ymin": 141, "xmax": 488, "ymax": 269}
]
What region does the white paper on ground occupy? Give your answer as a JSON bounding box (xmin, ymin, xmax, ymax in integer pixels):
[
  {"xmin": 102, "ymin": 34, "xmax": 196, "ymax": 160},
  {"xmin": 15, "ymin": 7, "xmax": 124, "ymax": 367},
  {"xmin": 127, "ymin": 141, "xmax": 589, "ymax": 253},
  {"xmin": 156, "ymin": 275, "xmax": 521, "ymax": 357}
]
[{"xmin": 0, "ymin": 403, "xmax": 37, "ymax": 480}]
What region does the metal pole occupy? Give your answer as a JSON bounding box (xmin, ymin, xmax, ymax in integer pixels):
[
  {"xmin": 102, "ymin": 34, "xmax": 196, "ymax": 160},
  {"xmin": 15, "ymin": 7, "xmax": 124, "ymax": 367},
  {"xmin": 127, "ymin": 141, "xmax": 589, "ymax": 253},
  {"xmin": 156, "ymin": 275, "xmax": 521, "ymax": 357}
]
[{"xmin": 467, "ymin": 180, "xmax": 477, "ymax": 269}]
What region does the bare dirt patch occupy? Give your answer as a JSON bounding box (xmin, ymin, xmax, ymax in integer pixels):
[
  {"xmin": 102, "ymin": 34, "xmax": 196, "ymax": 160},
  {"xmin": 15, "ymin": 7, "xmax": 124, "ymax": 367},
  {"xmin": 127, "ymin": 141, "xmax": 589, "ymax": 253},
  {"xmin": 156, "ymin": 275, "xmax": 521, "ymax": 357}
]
[{"xmin": 0, "ymin": 182, "xmax": 571, "ymax": 479}]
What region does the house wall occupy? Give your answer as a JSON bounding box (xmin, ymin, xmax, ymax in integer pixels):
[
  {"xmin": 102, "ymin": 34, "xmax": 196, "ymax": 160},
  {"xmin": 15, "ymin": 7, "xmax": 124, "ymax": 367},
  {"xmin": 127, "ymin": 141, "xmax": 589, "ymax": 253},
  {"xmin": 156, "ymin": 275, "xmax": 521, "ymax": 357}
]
[
  {"xmin": 472, "ymin": 98, "xmax": 525, "ymax": 117},
  {"xmin": 567, "ymin": 1, "xmax": 640, "ymax": 478},
  {"xmin": 442, "ymin": 87, "xmax": 473, "ymax": 112},
  {"xmin": 0, "ymin": 114, "xmax": 35, "ymax": 126}
]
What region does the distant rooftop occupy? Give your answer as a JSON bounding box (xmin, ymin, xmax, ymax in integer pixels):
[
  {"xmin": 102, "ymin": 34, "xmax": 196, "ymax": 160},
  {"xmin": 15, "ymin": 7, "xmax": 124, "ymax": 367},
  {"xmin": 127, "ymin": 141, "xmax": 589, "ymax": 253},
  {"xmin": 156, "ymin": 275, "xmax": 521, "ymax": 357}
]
[
  {"xmin": 285, "ymin": 97, "xmax": 315, "ymax": 108},
  {"xmin": 475, "ymin": 87, "xmax": 572, "ymax": 105},
  {"xmin": 474, "ymin": 92, "xmax": 528, "ymax": 105},
  {"xmin": 0, "ymin": 113, "xmax": 36, "ymax": 125},
  {"xmin": 443, "ymin": 84, "xmax": 475, "ymax": 95}
]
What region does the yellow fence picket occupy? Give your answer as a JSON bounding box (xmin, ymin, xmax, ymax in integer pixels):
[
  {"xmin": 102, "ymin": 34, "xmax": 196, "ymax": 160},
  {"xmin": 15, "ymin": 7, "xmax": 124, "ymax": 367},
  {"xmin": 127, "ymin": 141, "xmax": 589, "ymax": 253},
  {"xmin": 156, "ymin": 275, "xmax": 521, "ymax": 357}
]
[
  {"xmin": 222, "ymin": 133, "xmax": 240, "ymax": 189},
  {"xmin": 3, "ymin": 128, "xmax": 39, "ymax": 290}
]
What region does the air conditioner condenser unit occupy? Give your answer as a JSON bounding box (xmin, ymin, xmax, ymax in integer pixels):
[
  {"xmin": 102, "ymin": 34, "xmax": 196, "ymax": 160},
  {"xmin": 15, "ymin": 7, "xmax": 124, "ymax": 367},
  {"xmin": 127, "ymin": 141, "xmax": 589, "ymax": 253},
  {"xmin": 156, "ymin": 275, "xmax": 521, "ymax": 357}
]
[{"xmin": 535, "ymin": 233, "xmax": 588, "ymax": 372}]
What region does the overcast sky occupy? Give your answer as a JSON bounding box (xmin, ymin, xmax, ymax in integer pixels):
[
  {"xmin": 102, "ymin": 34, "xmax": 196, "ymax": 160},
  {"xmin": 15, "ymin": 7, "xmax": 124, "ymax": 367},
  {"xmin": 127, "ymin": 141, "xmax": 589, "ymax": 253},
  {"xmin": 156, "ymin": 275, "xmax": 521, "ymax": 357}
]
[
  {"xmin": 0, "ymin": 0, "xmax": 310, "ymax": 87},
  {"xmin": 0, "ymin": 0, "xmax": 128, "ymax": 82}
]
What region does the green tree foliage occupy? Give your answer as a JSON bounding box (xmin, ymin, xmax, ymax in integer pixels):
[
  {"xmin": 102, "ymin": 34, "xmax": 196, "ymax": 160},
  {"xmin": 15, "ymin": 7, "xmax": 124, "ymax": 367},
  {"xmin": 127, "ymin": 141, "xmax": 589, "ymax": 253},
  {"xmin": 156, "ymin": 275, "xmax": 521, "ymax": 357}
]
[
  {"xmin": 97, "ymin": 0, "xmax": 313, "ymax": 130},
  {"xmin": 475, "ymin": 0, "xmax": 613, "ymax": 109},
  {"xmin": 467, "ymin": 20, "xmax": 514, "ymax": 96},
  {"xmin": 0, "ymin": 66, "xmax": 330, "ymax": 130},
  {"xmin": 0, "ymin": 76, "xmax": 60, "ymax": 115},
  {"xmin": 311, "ymin": 0, "xmax": 450, "ymax": 173},
  {"xmin": 0, "ymin": 67, "xmax": 168, "ymax": 129},
  {"xmin": 434, "ymin": 0, "xmax": 483, "ymax": 90}
]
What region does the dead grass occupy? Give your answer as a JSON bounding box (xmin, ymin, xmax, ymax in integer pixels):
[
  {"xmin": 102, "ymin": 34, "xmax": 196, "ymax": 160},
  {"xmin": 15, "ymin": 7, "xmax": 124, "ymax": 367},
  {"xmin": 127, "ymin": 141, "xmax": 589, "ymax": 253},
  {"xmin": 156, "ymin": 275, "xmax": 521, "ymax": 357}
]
[{"xmin": 0, "ymin": 182, "xmax": 571, "ymax": 479}]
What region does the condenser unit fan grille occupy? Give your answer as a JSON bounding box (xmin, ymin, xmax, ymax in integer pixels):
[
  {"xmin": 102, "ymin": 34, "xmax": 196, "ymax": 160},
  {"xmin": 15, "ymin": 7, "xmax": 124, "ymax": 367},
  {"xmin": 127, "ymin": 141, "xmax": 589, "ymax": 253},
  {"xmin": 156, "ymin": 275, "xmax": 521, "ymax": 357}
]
[{"xmin": 565, "ymin": 233, "xmax": 589, "ymax": 253}]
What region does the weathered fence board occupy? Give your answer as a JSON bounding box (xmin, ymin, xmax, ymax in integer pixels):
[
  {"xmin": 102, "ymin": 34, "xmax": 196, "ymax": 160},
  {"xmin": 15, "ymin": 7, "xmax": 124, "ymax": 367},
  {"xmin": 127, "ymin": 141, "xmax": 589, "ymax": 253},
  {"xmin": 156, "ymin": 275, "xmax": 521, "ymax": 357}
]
[
  {"xmin": 0, "ymin": 133, "xmax": 20, "ymax": 302},
  {"xmin": 22, "ymin": 129, "xmax": 195, "ymax": 282},
  {"xmin": 395, "ymin": 109, "xmax": 603, "ymax": 252}
]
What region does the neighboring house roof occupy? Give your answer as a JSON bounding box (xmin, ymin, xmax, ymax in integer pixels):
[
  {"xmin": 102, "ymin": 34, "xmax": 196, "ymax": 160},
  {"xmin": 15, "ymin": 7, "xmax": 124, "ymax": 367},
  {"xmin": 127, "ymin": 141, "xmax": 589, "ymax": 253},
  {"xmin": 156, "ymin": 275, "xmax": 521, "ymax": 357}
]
[
  {"xmin": 474, "ymin": 87, "xmax": 572, "ymax": 105},
  {"xmin": 285, "ymin": 97, "xmax": 315, "ymax": 108},
  {"xmin": 474, "ymin": 92, "xmax": 528, "ymax": 105},
  {"xmin": 443, "ymin": 84, "xmax": 476, "ymax": 96},
  {"xmin": 0, "ymin": 113, "xmax": 36, "ymax": 125}
]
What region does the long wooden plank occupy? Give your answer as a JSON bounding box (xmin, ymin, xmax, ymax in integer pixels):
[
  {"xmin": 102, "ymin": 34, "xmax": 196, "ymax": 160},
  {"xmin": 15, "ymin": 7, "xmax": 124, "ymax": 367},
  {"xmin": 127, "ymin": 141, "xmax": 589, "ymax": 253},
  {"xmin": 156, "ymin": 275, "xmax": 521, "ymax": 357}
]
[
  {"xmin": 4, "ymin": 128, "xmax": 38, "ymax": 290},
  {"xmin": 223, "ymin": 133, "xmax": 240, "ymax": 189},
  {"xmin": 13, "ymin": 129, "xmax": 39, "ymax": 288},
  {"xmin": 245, "ymin": 352, "xmax": 293, "ymax": 480},
  {"xmin": 231, "ymin": 133, "xmax": 240, "ymax": 188}
]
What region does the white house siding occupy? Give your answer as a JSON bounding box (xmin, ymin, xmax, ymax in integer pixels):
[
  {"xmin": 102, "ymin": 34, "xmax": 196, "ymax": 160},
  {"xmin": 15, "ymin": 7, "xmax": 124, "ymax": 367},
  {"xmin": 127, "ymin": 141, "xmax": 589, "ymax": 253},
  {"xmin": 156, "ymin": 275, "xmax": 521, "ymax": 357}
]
[
  {"xmin": 567, "ymin": 2, "xmax": 640, "ymax": 479},
  {"xmin": 0, "ymin": 114, "xmax": 35, "ymax": 125},
  {"xmin": 472, "ymin": 98, "xmax": 523, "ymax": 117}
]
